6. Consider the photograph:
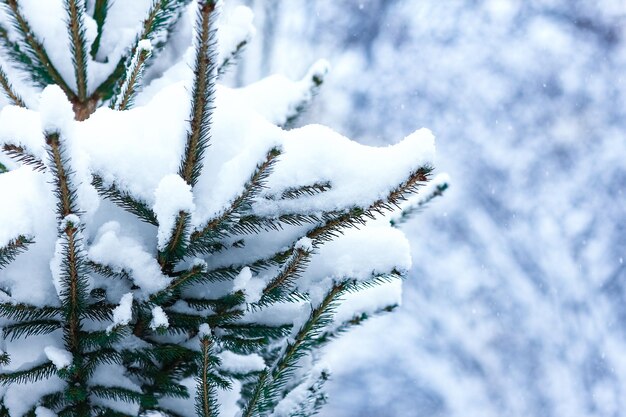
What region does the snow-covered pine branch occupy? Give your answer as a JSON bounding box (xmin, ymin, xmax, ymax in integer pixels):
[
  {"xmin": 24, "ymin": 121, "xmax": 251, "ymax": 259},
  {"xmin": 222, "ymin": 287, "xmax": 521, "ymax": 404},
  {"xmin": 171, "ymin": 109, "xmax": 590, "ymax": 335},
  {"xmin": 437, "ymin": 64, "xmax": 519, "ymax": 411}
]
[{"xmin": 0, "ymin": 1, "xmax": 440, "ymax": 416}]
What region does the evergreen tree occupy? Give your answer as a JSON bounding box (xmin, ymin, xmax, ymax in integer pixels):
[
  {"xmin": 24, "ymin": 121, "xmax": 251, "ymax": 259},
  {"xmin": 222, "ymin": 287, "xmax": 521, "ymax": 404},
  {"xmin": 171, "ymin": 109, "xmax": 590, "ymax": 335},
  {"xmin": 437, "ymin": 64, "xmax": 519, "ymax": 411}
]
[{"xmin": 0, "ymin": 1, "xmax": 439, "ymax": 416}]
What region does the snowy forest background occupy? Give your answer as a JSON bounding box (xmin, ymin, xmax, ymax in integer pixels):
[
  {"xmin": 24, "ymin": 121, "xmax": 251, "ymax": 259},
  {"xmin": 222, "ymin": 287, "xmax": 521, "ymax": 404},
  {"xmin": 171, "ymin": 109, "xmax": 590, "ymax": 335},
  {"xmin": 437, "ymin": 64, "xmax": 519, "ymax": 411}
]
[{"xmin": 224, "ymin": 1, "xmax": 626, "ymax": 416}]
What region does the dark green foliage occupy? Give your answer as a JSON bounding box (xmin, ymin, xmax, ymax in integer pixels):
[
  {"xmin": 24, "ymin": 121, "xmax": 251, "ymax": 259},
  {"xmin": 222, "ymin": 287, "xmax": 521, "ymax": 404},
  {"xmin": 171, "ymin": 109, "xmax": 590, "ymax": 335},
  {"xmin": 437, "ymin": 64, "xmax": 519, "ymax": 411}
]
[
  {"xmin": 64, "ymin": 0, "xmax": 89, "ymax": 101},
  {"xmin": 195, "ymin": 334, "xmax": 219, "ymax": 417},
  {"xmin": 92, "ymin": 174, "xmax": 159, "ymax": 225},
  {"xmin": 0, "ymin": 235, "xmax": 33, "ymax": 269}
]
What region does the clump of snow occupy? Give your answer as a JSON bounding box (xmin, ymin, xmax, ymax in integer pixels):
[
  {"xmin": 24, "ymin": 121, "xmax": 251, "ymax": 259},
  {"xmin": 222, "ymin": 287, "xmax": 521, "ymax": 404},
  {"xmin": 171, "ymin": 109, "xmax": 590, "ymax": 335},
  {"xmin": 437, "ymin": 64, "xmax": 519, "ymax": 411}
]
[
  {"xmin": 218, "ymin": 5, "xmax": 255, "ymax": 64},
  {"xmin": 43, "ymin": 346, "xmax": 72, "ymax": 370},
  {"xmin": 137, "ymin": 38, "xmax": 153, "ymax": 52},
  {"xmin": 0, "ymin": 168, "xmax": 52, "ymax": 249},
  {"xmin": 198, "ymin": 323, "xmax": 211, "ymax": 338},
  {"xmin": 35, "ymin": 407, "xmax": 57, "ymax": 417},
  {"xmin": 217, "ymin": 351, "xmax": 265, "ymax": 374},
  {"xmin": 0, "ymin": 106, "xmax": 46, "ymax": 160},
  {"xmin": 153, "ymin": 174, "xmax": 195, "ymax": 250},
  {"xmin": 38, "ymin": 85, "xmax": 74, "ymax": 134},
  {"xmin": 149, "ymin": 306, "xmax": 169, "ymax": 330},
  {"xmin": 60, "ymin": 214, "xmax": 81, "ymax": 230},
  {"xmin": 306, "ymin": 59, "xmax": 331, "ymax": 82},
  {"xmin": 295, "ymin": 237, "xmax": 313, "ymax": 251},
  {"xmin": 232, "ymin": 267, "xmax": 265, "ymax": 304},
  {"xmin": 231, "ymin": 59, "xmax": 329, "ymax": 126},
  {"xmin": 298, "ymin": 223, "xmax": 412, "ymax": 293},
  {"xmin": 88, "ymin": 222, "xmax": 171, "ymax": 297},
  {"xmin": 108, "ymin": 293, "xmax": 134, "ymax": 332}
]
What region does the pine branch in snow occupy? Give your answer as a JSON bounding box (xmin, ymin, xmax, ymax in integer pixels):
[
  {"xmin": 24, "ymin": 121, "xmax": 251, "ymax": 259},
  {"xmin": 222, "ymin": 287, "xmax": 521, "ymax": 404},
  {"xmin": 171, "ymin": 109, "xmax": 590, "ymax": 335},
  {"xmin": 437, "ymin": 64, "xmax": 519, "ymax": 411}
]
[
  {"xmin": 2, "ymin": 143, "xmax": 46, "ymax": 171},
  {"xmin": 64, "ymin": 0, "xmax": 89, "ymax": 102},
  {"xmin": 0, "ymin": 1, "xmax": 440, "ymax": 415},
  {"xmin": 1, "ymin": 0, "xmax": 75, "ymax": 97},
  {"xmin": 110, "ymin": 39, "xmax": 152, "ymax": 111},
  {"xmin": 0, "ymin": 64, "xmax": 24, "ymax": 107}
]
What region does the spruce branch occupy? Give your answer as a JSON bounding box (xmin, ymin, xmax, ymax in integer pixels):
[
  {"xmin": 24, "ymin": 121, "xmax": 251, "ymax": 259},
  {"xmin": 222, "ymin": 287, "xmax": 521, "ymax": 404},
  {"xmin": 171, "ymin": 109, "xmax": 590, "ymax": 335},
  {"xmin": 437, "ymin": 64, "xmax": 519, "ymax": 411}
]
[
  {"xmin": 2, "ymin": 143, "xmax": 46, "ymax": 171},
  {"xmin": 196, "ymin": 332, "xmax": 219, "ymax": 417},
  {"xmin": 93, "ymin": 0, "xmax": 190, "ymax": 101},
  {"xmin": 110, "ymin": 39, "xmax": 152, "ymax": 111},
  {"xmin": 271, "ymin": 181, "xmax": 331, "ymax": 200},
  {"xmin": 0, "ymin": 63, "xmax": 25, "ymax": 106},
  {"xmin": 283, "ymin": 369, "xmax": 329, "ymax": 417},
  {"xmin": 0, "ymin": 234, "xmax": 34, "ymax": 269},
  {"xmin": 390, "ymin": 176, "xmax": 449, "ymax": 227},
  {"xmin": 256, "ymin": 167, "xmax": 431, "ymax": 306},
  {"xmin": 159, "ymin": 0, "xmax": 219, "ymax": 268},
  {"xmin": 179, "ymin": 0, "xmax": 217, "ymax": 186},
  {"xmin": 2, "ymin": 0, "xmax": 76, "ymax": 98},
  {"xmin": 282, "ymin": 60, "xmax": 329, "ymax": 129},
  {"xmin": 243, "ymin": 283, "xmax": 346, "ymax": 417},
  {"xmin": 46, "ymin": 132, "xmax": 79, "ymax": 218},
  {"xmin": 91, "ymin": 174, "xmax": 159, "ymax": 225},
  {"xmin": 3, "ymin": 319, "xmax": 61, "ymax": 341},
  {"xmin": 259, "ymin": 246, "xmax": 311, "ymax": 306},
  {"xmin": 87, "ymin": 259, "xmax": 132, "ymax": 281},
  {"xmin": 0, "ymin": 302, "xmax": 61, "ymax": 321},
  {"xmin": 64, "ymin": 0, "xmax": 89, "ymax": 102},
  {"xmin": 46, "ymin": 131, "xmax": 92, "ymax": 413},
  {"xmin": 188, "ymin": 148, "xmax": 281, "ymax": 256},
  {"xmin": 0, "ymin": 361, "xmax": 56, "ymax": 385}
]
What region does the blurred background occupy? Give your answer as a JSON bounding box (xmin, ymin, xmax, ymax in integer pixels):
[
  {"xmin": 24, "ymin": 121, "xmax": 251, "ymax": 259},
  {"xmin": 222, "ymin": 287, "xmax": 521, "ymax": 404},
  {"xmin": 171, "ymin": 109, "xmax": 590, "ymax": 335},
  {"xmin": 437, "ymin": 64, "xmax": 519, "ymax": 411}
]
[{"xmin": 225, "ymin": 1, "xmax": 626, "ymax": 416}]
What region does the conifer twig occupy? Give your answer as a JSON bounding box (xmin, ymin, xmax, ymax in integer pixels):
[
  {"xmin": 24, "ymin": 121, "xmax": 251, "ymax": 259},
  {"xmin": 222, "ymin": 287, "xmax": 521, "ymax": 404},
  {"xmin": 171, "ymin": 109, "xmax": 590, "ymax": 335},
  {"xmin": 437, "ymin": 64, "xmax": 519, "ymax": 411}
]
[
  {"xmin": 257, "ymin": 166, "xmax": 432, "ymax": 304},
  {"xmin": 179, "ymin": 0, "xmax": 217, "ymax": 186},
  {"xmin": 188, "ymin": 148, "xmax": 281, "ymax": 256},
  {"xmin": 3, "ymin": 0, "xmax": 76, "ymax": 99},
  {"xmin": 46, "ymin": 131, "xmax": 91, "ymax": 413},
  {"xmin": 2, "ymin": 143, "xmax": 46, "ymax": 171},
  {"xmin": 196, "ymin": 331, "xmax": 218, "ymax": 417},
  {"xmin": 0, "ymin": 63, "xmax": 25, "ymax": 107},
  {"xmin": 243, "ymin": 282, "xmax": 346, "ymax": 417},
  {"xmin": 110, "ymin": 39, "xmax": 152, "ymax": 110},
  {"xmin": 0, "ymin": 234, "xmax": 33, "ymax": 269},
  {"xmin": 65, "ymin": 0, "xmax": 89, "ymax": 102},
  {"xmin": 91, "ymin": 174, "xmax": 159, "ymax": 225},
  {"xmin": 93, "ymin": 0, "xmax": 190, "ymax": 101},
  {"xmin": 159, "ymin": 0, "xmax": 217, "ymax": 270}
]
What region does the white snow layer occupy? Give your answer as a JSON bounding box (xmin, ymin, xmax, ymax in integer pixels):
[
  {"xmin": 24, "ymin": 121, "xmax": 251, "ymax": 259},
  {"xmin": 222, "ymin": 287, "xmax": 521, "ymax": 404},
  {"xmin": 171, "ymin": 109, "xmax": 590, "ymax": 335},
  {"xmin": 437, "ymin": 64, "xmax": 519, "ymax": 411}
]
[
  {"xmin": 43, "ymin": 346, "xmax": 72, "ymax": 369},
  {"xmin": 218, "ymin": 351, "xmax": 265, "ymax": 374},
  {"xmin": 108, "ymin": 293, "xmax": 134, "ymax": 332},
  {"xmin": 153, "ymin": 174, "xmax": 195, "ymax": 250},
  {"xmin": 232, "ymin": 267, "xmax": 265, "ymax": 304},
  {"xmin": 89, "ymin": 221, "xmax": 171, "ymax": 297},
  {"xmin": 150, "ymin": 306, "xmax": 170, "ymax": 330}
]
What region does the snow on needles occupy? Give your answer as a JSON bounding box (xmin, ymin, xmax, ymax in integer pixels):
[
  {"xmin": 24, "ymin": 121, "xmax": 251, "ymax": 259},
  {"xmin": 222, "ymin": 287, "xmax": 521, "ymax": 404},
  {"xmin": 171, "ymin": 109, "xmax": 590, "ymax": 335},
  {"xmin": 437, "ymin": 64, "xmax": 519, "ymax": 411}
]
[
  {"xmin": 108, "ymin": 293, "xmax": 134, "ymax": 332},
  {"xmin": 89, "ymin": 222, "xmax": 171, "ymax": 297},
  {"xmin": 153, "ymin": 174, "xmax": 195, "ymax": 250},
  {"xmin": 44, "ymin": 346, "xmax": 72, "ymax": 370}
]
